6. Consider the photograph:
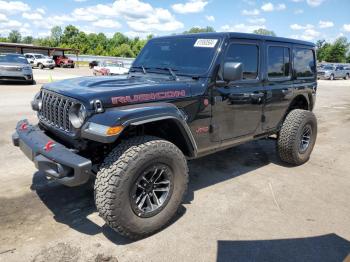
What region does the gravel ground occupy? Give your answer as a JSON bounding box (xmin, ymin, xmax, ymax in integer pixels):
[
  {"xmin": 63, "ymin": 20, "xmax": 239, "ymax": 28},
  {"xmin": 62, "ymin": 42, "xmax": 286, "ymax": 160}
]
[{"xmin": 0, "ymin": 75, "xmax": 349, "ymax": 262}]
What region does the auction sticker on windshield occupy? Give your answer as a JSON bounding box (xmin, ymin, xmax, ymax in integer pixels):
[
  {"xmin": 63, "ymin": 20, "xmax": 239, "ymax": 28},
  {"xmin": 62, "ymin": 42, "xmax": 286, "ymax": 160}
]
[{"xmin": 194, "ymin": 39, "xmax": 218, "ymax": 48}]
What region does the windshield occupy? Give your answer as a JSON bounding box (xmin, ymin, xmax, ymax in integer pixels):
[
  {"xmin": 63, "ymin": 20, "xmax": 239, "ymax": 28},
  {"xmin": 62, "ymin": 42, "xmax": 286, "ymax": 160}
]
[
  {"xmin": 323, "ymin": 65, "xmax": 334, "ymax": 70},
  {"xmin": 34, "ymin": 54, "xmax": 45, "ymax": 59},
  {"xmin": 132, "ymin": 37, "xmax": 221, "ymax": 76},
  {"xmin": 104, "ymin": 61, "xmax": 123, "ymax": 67},
  {"xmin": 0, "ymin": 54, "xmax": 29, "ymax": 64}
]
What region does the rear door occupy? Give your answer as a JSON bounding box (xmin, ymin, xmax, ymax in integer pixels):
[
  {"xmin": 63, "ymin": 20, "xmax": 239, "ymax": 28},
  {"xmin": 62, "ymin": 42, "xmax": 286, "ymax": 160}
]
[
  {"xmin": 211, "ymin": 39, "xmax": 264, "ymax": 141},
  {"xmin": 262, "ymin": 42, "xmax": 293, "ymax": 131}
]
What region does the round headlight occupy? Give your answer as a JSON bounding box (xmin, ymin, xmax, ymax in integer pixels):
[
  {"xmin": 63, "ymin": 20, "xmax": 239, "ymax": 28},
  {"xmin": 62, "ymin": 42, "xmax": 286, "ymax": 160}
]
[
  {"xmin": 31, "ymin": 91, "xmax": 42, "ymax": 111},
  {"xmin": 69, "ymin": 103, "xmax": 87, "ymax": 128}
]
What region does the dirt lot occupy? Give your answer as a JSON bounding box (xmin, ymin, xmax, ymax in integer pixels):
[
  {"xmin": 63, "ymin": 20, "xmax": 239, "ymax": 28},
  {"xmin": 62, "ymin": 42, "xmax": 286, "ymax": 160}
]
[{"xmin": 0, "ymin": 72, "xmax": 350, "ymax": 261}]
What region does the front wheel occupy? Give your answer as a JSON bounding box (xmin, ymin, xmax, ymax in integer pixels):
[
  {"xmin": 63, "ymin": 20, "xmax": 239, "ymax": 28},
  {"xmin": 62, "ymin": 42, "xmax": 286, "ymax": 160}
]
[
  {"xmin": 330, "ymin": 74, "xmax": 334, "ymax": 80},
  {"xmin": 94, "ymin": 136, "xmax": 188, "ymax": 239},
  {"xmin": 39, "ymin": 64, "xmax": 44, "ymax": 69},
  {"xmin": 344, "ymin": 73, "xmax": 349, "ymax": 80},
  {"xmin": 277, "ymin": 109, "xmax": 317, "ymax": 165}
]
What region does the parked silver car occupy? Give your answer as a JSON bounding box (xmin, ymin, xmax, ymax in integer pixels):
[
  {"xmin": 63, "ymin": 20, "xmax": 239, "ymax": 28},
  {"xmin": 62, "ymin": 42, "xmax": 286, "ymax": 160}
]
[
  {"xmin": 0, "ymin": 53, "xmax": 34, "ymax": 84},
  {"xmin": 317, "ymin": 64, "xmax": 350, "ymax": 80}
]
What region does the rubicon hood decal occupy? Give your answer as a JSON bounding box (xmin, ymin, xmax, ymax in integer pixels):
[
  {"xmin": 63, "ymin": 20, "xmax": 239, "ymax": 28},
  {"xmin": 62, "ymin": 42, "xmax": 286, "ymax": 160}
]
[
  {"xmin": 111, "ymin": 90, "xmax": 186, "ymax": 105},
  {"xmin": 42, "ymin": 75, "xmax": 195, "ymax": 108}
]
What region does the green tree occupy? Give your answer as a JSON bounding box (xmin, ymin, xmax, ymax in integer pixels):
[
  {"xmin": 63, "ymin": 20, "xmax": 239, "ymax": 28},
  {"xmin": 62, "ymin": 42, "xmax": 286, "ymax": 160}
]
[
  {"xmin": 184, "ymin": 26, "xmax": 215, "ymax": 34},
  {"xmin": 324, "ymin": 37, "xmax": 349, "ymax": 63},
  {"xmin": 22, "ymin": 36, "xmax": 33, "ymax": 44},
  {"xmin": 316, "ymin": 40, "xmax": 331, "ymax": 62},
  {"xmin": 111, "ymin": 43, "xmax": 134, "ymax": 57},
  {"xmin": 61, "ymin": 25, "xmax": 79, "ymax": 46},
  {"xmin": 51, "ymin": 26, "xmax": 63, "ymax": 47},
  {"xmin": 253, "ymin": 28, "xmax": 276, "ymax": 36},
  {"xmin": 8, "ymin": 30, "xmax": 22, "ymax": 43}
]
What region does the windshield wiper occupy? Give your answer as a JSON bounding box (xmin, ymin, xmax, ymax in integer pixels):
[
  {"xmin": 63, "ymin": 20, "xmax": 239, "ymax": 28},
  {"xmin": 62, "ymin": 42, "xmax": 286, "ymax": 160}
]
[
  {"xmin": 153, "ymin": 67, "xmax": 178, "ymax": 80},
  {"xmin": 131, "ymin": 65, "xmax": 147, "ymax": 74}
]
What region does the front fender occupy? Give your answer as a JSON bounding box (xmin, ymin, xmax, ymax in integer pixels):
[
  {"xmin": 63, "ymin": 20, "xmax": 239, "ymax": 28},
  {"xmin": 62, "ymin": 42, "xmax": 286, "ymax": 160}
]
[{"xmin": 82, "ymin": 102, "xmax": 197, "ymax": 155}]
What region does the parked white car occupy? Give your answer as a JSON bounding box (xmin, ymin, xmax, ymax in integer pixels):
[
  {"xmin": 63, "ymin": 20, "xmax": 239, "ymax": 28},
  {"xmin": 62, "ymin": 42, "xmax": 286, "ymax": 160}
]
[
  {"xmin": 93, "ymin": 61, "xmax": 129, "ymax": 76},
  {"xmin": 24, "ymin": 53, "xmax": 55, "ymax": 69}
]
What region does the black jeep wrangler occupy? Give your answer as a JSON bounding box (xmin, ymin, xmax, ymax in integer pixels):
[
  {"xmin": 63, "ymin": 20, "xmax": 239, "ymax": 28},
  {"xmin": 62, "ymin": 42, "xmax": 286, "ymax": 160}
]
[{"xmin": 13, "ymin": 33, "xmax": 317, "ymax": 239}]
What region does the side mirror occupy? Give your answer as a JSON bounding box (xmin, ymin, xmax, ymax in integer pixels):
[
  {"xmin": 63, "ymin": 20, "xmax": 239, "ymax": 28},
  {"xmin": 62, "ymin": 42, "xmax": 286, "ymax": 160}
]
[{"xmin": 223, "ymin": 62, "xmax": 243, "ymax": 82}]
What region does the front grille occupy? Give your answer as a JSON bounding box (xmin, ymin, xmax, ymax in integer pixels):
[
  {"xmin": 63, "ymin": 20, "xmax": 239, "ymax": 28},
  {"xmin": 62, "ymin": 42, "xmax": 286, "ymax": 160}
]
[
  {"xmin": 0, "ymin": 66, "xmax": 22, "ymax": 71},
  {"xmin": 38, "ymin": 90, "xmax": 75, "ymax": 133}
]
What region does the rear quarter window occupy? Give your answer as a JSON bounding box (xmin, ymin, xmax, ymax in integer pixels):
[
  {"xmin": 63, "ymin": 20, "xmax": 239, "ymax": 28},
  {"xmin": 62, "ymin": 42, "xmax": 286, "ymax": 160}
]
[{"xmin": 293, "ymin": 48, "xmax": 316, "ymax": 78}]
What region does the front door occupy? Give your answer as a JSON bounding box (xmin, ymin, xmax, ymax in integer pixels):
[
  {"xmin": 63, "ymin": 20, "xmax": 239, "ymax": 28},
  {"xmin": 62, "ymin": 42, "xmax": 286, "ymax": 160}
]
[{"xmin": 211, "ymin": 39, "xmax": 264, "ymax": 141}]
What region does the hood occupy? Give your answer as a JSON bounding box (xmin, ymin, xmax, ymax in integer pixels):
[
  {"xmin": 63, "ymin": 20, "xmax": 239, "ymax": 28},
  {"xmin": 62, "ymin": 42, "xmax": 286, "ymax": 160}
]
[{"xmin": 42, "ymin": 75, "xmax": 194, "ymax": 108}]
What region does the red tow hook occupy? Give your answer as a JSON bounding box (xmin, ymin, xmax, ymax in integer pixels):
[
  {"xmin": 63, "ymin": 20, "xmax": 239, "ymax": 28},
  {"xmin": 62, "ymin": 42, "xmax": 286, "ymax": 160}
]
[
  {"xmin": 20, "ymin": 122, "xmax": 28, "ymax": 131},
  {"xmin": 44, "ymin": 141, "xmax": 56, "ymax": 152}
]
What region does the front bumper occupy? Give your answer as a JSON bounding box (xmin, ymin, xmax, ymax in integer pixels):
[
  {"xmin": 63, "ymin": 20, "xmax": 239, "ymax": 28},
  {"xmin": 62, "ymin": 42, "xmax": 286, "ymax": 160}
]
[
  {"xmin": 0, "ymin": 71, "xmax": 33, "ymax": 82},
  {"xmin": 12, "ymin": 119, "xmax": 92, "ymax": 187},
  {"xmin": 43, "ymin": 62, "xmax": 55, "ymax": 67},
  {"xmin": 317, "ymin": 73, "xmax": 330, "ymax": 80}
]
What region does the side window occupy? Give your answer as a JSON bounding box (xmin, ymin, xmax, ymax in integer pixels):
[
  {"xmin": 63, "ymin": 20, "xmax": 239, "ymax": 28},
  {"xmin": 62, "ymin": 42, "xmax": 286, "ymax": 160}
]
[
  {"xmin": 225, "ymin": 43, "xmax": 259, "ymax": 80},
  {"xmin": 268, "ymin": 46, "xmax": 291, "ymax": 78},
  {"xmin": 294, "ymin": 48, "xmax": 315, "ymax": 78}
]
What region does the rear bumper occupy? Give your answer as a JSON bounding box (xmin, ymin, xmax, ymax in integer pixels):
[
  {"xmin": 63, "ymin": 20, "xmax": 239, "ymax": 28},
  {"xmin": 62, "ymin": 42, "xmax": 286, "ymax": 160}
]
[{"xmin": 12, "ymin": 119, "xmax": 92, "ymax": 187}]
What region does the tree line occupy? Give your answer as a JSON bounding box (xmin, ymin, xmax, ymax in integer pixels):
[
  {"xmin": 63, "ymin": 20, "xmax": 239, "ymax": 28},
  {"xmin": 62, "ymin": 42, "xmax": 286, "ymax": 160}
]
[
  {"xmin": 0, "ymin": 25, "xmax": 151, "ymax": 58},
  {"xmin": 0, "ymin": 25, "xmax": 349, "ymax": 62}
]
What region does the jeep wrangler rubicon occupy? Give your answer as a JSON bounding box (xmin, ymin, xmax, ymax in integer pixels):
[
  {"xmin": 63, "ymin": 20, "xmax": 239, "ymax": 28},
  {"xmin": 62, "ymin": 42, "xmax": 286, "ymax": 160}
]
[{"xmin": 13, "ymin": 33, "xmax": 317, "ymax": 239}]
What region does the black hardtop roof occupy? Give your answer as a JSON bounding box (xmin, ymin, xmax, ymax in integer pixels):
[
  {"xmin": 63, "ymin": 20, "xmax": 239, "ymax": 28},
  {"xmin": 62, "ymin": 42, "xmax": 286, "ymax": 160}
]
[{"xmin": 154, "ymin": 32, "xmax": 315, "ymax": 47}]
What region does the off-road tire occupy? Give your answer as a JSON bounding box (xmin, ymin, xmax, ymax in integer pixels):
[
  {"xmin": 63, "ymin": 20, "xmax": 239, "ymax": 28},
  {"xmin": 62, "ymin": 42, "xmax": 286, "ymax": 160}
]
[
  {"xmin": 277, "ymin": 109, "xmax": 317, "ymax": 165},
  {"xmin": 94, "ymin": 136, "xmax": 188, "ymax": 239}
]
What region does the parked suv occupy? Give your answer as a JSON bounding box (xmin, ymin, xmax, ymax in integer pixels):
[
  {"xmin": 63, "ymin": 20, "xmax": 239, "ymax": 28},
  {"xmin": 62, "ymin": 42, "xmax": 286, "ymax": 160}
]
[
  {"xmin": 13, "ymin": 33, "xmax": 317, "ymax": 239},
  {"xmin": 24, "ymin": 53, "xmax": 55, "ymax": 69},
  {"xmin": 0, "ymin": 53, "xmax": 34, "ymax": 84},
  {"xmin": 317, "ymin": 64, "xmax": 350, "ymax": 80},
  {"xmin": 53, "ymin": 55, "xmax": 75, "ymax": 68}
]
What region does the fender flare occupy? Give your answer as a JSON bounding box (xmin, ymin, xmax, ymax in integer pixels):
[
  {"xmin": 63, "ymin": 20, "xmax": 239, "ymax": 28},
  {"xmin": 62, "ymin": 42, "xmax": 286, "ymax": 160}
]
[{"xmin": 82, "ymin": 102, "xmax": 198, "ymax": 156}]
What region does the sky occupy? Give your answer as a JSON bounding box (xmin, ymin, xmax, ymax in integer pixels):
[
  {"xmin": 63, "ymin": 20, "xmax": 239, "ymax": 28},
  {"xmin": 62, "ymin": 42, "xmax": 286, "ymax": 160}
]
[{"xmin": 0, "ymin": 0, "xmax": 349, "ymax": 43}]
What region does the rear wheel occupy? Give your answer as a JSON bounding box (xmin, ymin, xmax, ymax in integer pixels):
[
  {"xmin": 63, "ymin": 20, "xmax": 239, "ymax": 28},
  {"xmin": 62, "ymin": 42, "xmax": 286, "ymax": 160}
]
[
  {"xmin": 330, "ymin": 74, "xmax": 334, "ymax": 80},
  {"xmin": 277, "ymin": 109, "xmax": 317, "ymax": 165},
  {"xmin": 344, "ymin": 73, "xmax": 349, "ymax": 80},
  {"xmin": 94, "ymin": 136, "xmax": 188, "ymax": 239},
  {"xmin": 60, "ymin": 63, "xmax": 64, "ymax": 68}
]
